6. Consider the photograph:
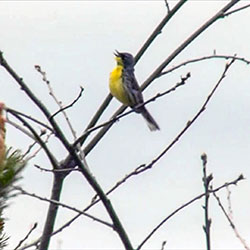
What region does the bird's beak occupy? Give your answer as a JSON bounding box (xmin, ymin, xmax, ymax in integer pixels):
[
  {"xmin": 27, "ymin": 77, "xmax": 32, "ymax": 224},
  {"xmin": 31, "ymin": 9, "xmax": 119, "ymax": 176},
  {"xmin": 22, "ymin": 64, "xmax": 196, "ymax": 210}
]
[
  {"xmin": 114, "ymin": 50, "xmax": 120, "ymax": 57},
  {"xmin": 114, "ymin": 50, "xmax": 123, "ymax": 65}
]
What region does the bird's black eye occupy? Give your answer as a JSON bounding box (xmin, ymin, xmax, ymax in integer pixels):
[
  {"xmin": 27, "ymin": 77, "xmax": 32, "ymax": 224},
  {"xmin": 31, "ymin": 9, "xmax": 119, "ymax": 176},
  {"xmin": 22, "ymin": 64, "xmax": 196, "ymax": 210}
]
[{"xmin": 122, "ymin": 55, "xmax": 128, "ymax": 61}]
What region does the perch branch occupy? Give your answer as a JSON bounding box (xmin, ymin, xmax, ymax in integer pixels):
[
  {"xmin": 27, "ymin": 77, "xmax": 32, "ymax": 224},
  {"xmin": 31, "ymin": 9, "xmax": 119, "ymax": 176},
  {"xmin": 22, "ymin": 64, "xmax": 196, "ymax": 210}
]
[{"xmin": 137, "ymin": 174, "xmax": 244, "ymax": 250}]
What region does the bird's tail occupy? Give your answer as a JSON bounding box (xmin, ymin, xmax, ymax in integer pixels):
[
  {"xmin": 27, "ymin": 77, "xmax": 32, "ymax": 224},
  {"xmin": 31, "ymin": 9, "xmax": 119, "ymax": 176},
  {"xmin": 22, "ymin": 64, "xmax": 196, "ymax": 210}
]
[{"xmin": 140, "ymin": 107, "xmax": 160, "ymax": 131}]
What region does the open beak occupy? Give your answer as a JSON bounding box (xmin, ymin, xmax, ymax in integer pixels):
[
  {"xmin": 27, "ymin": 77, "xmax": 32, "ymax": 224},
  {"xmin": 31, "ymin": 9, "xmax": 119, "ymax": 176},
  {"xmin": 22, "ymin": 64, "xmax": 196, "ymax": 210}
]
[{"xmin": 114, "ymin": 50, "xmax": 120, "ymax": 57}]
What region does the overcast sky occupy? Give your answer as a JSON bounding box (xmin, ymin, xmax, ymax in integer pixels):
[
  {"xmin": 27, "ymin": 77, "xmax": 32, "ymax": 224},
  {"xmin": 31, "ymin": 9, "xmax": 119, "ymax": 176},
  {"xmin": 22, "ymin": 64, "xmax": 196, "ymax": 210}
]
[{"xmin": 1, "ymin": 1, "xmax": 250, "ymax": 249}]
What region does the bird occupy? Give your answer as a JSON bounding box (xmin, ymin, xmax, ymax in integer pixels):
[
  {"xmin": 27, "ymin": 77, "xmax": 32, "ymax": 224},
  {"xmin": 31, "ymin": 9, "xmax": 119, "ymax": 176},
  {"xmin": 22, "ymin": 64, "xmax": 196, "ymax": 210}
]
[{"xmin": 109, "ymin": 51, "xmax": 160, "ymax": 131}]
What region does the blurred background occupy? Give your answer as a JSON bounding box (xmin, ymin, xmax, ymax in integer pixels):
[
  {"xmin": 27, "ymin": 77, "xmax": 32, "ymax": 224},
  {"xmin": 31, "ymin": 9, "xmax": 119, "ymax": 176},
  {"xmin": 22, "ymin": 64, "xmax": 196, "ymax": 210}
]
[{"xmin": 0, "ymin": 1, "xmax": 250, "ymax": 249}]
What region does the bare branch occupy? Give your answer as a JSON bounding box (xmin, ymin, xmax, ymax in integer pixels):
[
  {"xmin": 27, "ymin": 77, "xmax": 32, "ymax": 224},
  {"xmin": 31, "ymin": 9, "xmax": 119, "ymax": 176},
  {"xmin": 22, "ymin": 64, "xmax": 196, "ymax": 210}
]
[
  {"xmin": 6, "ymin": 107, "xmax": 53, "ymax": 132},
  {"xmin": 6, "ymin": 119, "xmax": 36, "ymax": 141},
  {"xmin": 8, "ymin": 110, "xmax": 59, "ymax": 170},
  {"xmin": 22, "ymin": 129, "xmax": 47, "ymax": 157},
  {"xmin": 13, "ymin": 186, "xmax": 113, "ymax": 229},
  {"xmin": 0, "ymin": 52, "xmax": 85, "ymax": 250},
  {"xmin": 1, "ymin": 2, "xmax": 244, "ymax": 249},
  {"xmin": 22, "ymin": 165, "xmax": 152, "ymax": 249},
  {"xmin": 46, "ymin": 59, "xmax": 235, "ymax": 244},
  {"xmin": 78, "ymin": 0, "xmax": 188, "ymax": 148},
  {"xmin": 163, "ymin": 0, "xmax": 170, "ymax": 13},
  {"xmin": 15, "ymin": 58, "xmax": 236, "ymax": 250},
  {"xmin": 39, "ymin": 175, "xmax": 64, "ymax": 250},
  {"xmin": 51, "ymin": 86, "xmax": 84, "ymax": 120},
  {"xmin": 34, "ymin": 164, "xmax": 79, "ymax": 173},
  {"xmin": 224, "ymin": 3, "xmax": 250, "ymax": 17},
  {"xmin": 35, "ymin": 64, "xmax": 80, "ymax": 140},
  {"xmin": 134, "ymin": 0, "xmax": 188, "ymax": 63},
  {"xmin": 82, "ymin": 0, "xmax": 241, "ymax": 157},
  {"xmin": 35, "ymin": 65, "xmax": 90, "ymax": 174},
  {"xmin": 75, "ymin": 73, "xmax": 190, "ymax": 145},
  {"xmin": 24, "ymin": 132, "xmax": 53, "ymax": 161},
  {"xmin": 136, "ymin": 59, "xmax": 235, "ymax": 174},
  {"xmin": 201, "ymin": 153, "xmax": 212, "ymax": 250},
  {"xmin": 213, "ymin": 192, "xmax": 250, "ymax": 250},
  {"xmin": 161, "ymin": 240, "xmax": 167, "ymax": 250},
  {"xmin": 0, "ymin": 51, "xmax": 70, "ymax": 150},
  {"xmin": 160, "ymin": 54, "xmax": 250, "ymax": 77},
  {"xmin": 137, "ymin": 174, "xmax": 244, "ymax": 250},
  {"xmin": 14, "ymin": 223, "xmax": 37, "ymax": 250},
  {"xmin": 226, "ymin": 186, "xmax": 233, "ymax": 219}
]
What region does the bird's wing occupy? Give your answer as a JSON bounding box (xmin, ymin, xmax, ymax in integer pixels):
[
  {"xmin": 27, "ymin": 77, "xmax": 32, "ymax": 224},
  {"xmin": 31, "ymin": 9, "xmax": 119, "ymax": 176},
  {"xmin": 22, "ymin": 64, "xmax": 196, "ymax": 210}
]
[{"xmin": 122, "ymin": 69, "xmax": 144, "ymax": 108}]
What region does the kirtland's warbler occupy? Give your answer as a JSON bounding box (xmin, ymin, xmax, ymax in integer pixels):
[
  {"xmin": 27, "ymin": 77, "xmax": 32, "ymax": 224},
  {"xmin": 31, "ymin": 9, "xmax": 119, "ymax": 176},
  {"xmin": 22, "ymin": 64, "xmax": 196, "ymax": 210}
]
[{"xmin": 109, "ymin": 51, "xmax": 160, "ymax": 131}]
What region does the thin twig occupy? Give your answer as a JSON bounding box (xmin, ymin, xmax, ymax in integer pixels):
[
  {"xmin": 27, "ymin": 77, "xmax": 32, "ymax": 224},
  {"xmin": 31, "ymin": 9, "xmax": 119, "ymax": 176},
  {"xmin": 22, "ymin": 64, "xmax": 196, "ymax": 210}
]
[
  {"xmin": 160, "ymin": 54, "xmax": 250, "ymax": 77},
  {"xmin": 51, "ymin": 165, "xmax": 153, "ymax": 242},
  {"xmin": 161, "ymin": 240, "xmax": 167, "ymax": 250},
  {"xmin": 43, "ymin": 59, "xmax": 235, "ymax": 244},
  {"xmin": 226, "ymin": 186, "xmax": 233, "ymax": 219},
  {"xmin": 137, "ymin": 174, "xmax": 244, "ymax": 250},
  {"xmin": 51, "ymin": 86, "xmax": 84, "ymax": 119},
  {"xmin": 83, "ymin": 0, "xmax": 240, "ymax": 157},
  {"xmin": 164, "ymin": 0, "xmax": 170, "ymax": 13},
  {"xmin": 0, "ymin": 51, "xmax": 69, "ymax": 147},
  {"xmin": 34, "ymin": 64, "xmax": 80, "ymax": 140},
  {"xmin": 201, "ymin": 153, "xmax": 212, "ymax": 250},
  {"xmin": 213, "ymin": 192, "xmax": 250, "ymax": 250},
  {"xmin": 77, "ymin": 0, "xmax": 188, "ymax": 148},
  {"xmin": 6, "ymin": 119, "xmax": 36, "ymax": 141},
  {"xmin": 4, "ymin": 1, "xmax": 243, "ymax": 250},
  {"xmin": 14, "ymin": 223, "xmax": 38, "ymax": 250},
  {"xmin": 8, "ymin": 110, "xmax": 59, "ymax": 169},
  {"xmin": 1, "ymin": 52, "xmax": 99, "ymax": 250},
  {"xmin": 0, "ymin": 3, "xmax": 190, "ymax": 250},
  {"xmin": 34, "ymin": 164, "xmax": 79, "ymax": 173},
  {"xmin": 134, "ymin": 0, "xmax": 188, "ymax": 63},
  {"xmin": 21, "ymin": 58, "xmax": 235, "ymax": 249},
  {"xmin": 75, "ymin": 73, "xmax": 190, "ymax": 145},
  {"xmin": 13, "ymin": 186, "xmax": 113, "ymax": 229},
  {"xmin": 224, "ymin": 3, "xmax": 250, "ymax": 17},
  {"xmin": 6, "ymin": 107, "xmax": 53, "ymax": 132},
  {"xmin": 68, "ymin": 59, "xmax": 233, "ymax": 242},
  {"xmin": 19, "ymin": 166, "xmax": 149, "ymax": 250},
  {"xmin": 24, "ymin": 132, "xmax": 53, "ymax": 161},
  {"xmin": 34, "ymin": 70, "xmax": 88, "ymax": 172},
  {"xmin": 130, "ymin": 59, "xmax": 235, "ymax": 177},
  {"xmin": 22, "ymin": 129, "xmax": 46, "ymax": 156}
]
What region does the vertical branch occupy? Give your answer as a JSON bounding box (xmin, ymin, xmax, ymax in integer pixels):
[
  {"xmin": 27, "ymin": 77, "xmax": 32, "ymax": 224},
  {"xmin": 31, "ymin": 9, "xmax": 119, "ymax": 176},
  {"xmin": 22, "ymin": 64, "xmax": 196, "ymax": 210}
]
[
  {"xmin": 38, "ymin": 175, "xmax": 64, "ymax": 250},
  {"xmin": 4, "ymin": 109, "xmax": 63, "ymax": 250},
  {"xmin": 0, "ymin": 52, "xmax": 133, "ymax": 250},
  {"xmin": 201, "ymin": 153, "xmax": 213, "ymax": 250},
  {"xmin": 136, "ymin": 175, "xmax": 243, "ymax": 250}
]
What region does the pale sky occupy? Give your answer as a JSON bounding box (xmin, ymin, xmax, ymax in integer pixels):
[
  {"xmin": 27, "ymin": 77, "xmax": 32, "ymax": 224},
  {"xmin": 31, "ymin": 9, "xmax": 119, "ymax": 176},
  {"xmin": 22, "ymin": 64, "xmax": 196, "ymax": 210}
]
[{"xmin": 0, "ymin": 1, "xmax": 250, "ymax": 249}]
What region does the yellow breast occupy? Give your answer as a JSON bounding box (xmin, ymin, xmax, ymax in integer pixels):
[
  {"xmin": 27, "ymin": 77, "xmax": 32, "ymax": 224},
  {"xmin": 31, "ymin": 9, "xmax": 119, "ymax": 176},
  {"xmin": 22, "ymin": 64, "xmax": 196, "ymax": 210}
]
[{"xmin": 109, "ymin": 66, "xmax": 131, "ymax": 105}]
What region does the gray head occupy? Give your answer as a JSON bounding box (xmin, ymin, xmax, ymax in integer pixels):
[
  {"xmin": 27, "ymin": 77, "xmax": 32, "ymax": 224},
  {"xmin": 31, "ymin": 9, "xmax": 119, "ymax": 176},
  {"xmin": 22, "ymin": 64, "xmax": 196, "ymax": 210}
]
[{"xmin": 114, "ymin": 51, "xmax": 135, "ymax": 69}]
